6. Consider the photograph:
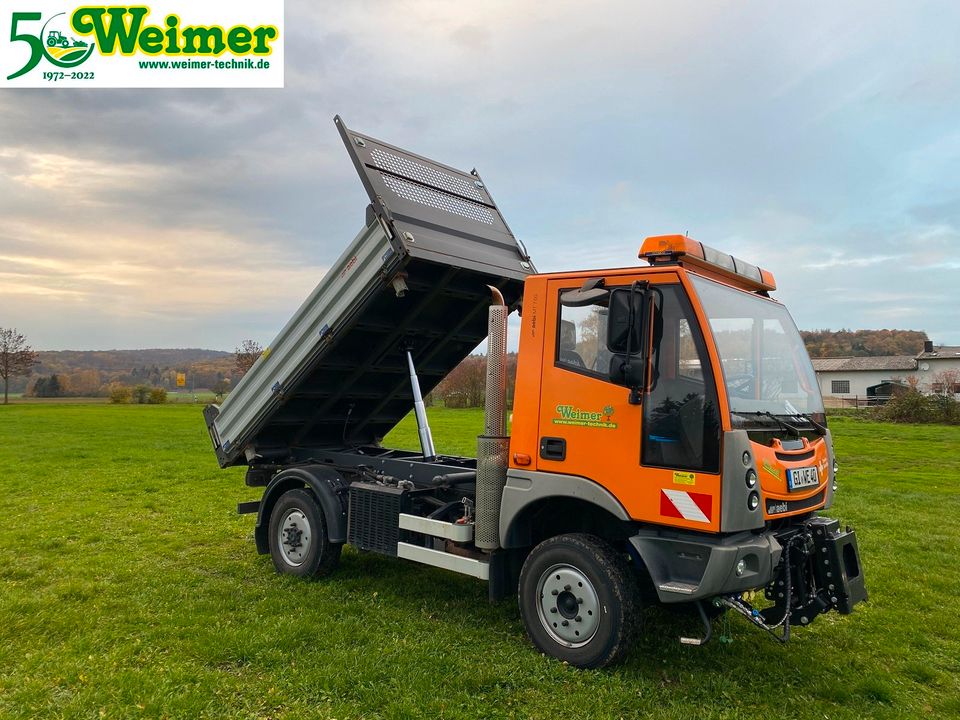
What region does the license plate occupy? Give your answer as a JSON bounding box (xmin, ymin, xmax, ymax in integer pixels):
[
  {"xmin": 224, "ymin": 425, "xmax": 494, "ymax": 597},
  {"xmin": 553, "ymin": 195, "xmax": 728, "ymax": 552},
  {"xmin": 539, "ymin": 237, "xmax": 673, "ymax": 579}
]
[{"xmin": 787, "ymin": 466, "xmax": 820, "ymax": 491}]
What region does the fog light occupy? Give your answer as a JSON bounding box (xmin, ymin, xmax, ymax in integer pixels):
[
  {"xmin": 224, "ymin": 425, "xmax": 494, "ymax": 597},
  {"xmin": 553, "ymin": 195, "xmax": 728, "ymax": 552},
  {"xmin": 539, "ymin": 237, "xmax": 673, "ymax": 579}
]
[
  {"xmin": 745, "ymin": 469, "xmax": 757, "ymax": 488},
  {"xmin": 742, "ymin": 451, "xmax": 751, "ymax": 466},
  {"xmin": 735, "ymin": 559, "xmax": 746, "ymax": 577},
  {"xmin": 832, "ymin": 481, "xmax": 838, "ymax": 493},
  {"xmin": 748, "ymin": 491, "xmax": 760, "ymax": 511}
]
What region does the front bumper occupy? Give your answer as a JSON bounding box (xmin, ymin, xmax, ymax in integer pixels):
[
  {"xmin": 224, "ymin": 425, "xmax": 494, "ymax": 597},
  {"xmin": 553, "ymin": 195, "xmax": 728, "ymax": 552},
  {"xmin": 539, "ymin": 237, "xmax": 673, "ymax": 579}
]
[
  {"xmin": 628, "ymin": 528, "xmax": 783, "ymax": 604},
  {"xmin": 628, "ymin": 515, "xmax": 867, "ymax": 617}
]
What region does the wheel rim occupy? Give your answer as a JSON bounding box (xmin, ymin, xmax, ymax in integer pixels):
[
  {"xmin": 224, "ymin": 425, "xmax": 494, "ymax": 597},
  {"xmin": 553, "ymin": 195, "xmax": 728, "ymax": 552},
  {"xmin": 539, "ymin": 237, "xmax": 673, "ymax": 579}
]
[
  {"xmin": 277, "ymin": 508, "xmax": 312, "ymax": 567},
  {"xmin": 536, "ymin": 563, "xmax": 601, "ymax": 647}
]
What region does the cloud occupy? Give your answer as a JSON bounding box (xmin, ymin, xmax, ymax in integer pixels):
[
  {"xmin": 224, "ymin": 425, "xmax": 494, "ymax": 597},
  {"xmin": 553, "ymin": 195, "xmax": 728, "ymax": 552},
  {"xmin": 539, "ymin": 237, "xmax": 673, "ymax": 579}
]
[
  {"xmin": 803, "ymin": 254, "xmax": 905, "ymax": 270},
  {"xmin": 1, "ymin": 0, "xmax": 959, "ymax": 348}
]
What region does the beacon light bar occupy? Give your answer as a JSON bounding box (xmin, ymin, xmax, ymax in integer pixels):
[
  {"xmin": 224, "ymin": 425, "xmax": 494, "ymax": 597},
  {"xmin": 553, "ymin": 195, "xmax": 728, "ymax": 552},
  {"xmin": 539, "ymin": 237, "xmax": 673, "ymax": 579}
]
[{"xmin": 639, "ymin": 234, "xmax": 777, "ymax": 293}]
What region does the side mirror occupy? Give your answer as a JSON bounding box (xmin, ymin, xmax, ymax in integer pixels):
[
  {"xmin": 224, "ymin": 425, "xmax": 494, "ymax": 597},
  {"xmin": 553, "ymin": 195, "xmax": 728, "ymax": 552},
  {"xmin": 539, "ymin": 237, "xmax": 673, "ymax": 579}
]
[
  {"xmin": 608, "ymin": 354, "xmax": 645, "ymax": 388},
  {"xmin": 606, "ymin": 288, "xmax": 643, "ymax": 354},
  {"xmin": 607, "ymin": 285, "xmax": 646, "ymax": 404}
]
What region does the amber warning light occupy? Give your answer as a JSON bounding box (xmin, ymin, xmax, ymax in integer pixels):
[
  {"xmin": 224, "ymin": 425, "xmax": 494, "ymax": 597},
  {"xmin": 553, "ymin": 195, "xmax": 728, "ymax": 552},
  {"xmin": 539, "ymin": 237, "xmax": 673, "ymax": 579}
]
[{"xmin": 639, "ymin": 234, "xmax": 776, "ymax": 292}]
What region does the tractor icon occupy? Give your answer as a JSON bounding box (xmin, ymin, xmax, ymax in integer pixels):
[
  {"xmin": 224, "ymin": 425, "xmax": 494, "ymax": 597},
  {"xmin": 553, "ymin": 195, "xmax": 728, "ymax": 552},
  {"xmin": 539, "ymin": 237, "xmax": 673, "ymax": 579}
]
[{"xmin": 46, "ymin": 30, "xmax": 87, "ymax": 48}]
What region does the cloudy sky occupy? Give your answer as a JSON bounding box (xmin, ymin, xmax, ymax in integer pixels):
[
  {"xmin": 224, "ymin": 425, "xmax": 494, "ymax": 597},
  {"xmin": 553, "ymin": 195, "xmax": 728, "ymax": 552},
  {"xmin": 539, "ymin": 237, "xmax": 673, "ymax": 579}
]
[{"xmin": 1, "ymin": 0, "xmax": 958, "ymax": 350}]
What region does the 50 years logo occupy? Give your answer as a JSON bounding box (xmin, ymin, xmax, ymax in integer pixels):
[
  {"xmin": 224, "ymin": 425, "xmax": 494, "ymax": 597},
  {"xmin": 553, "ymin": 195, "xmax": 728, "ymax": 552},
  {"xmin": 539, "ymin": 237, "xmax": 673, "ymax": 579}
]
[{"xmin": 7, "ymin": 11, "xmax": 95, "ymax": 79}]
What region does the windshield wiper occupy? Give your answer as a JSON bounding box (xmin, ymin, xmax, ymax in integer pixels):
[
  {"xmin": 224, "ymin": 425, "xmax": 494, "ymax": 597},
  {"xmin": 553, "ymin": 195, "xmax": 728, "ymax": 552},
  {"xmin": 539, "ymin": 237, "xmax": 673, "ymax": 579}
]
[
  {"xmin": 791, "ymin": 412, "xmax": 827, "ymax": 437},
  {"xmin": 756, "ymin": 411, "xmax": 802, "ymax": 437},
  {"xmin": 730, "ymin": 410, "xmax": 802, "ymax": 437}
]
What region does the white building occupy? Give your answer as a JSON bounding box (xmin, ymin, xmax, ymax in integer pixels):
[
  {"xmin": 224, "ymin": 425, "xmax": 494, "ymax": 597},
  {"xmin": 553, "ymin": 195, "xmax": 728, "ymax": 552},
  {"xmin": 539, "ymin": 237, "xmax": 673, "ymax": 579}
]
[
  {"xmin": 813, "ymin": 342, "xmax": 960, "ymax": 405},
  {"xmin": 812, "ymin": 356, "xmax": 916, "ymax": 405}
]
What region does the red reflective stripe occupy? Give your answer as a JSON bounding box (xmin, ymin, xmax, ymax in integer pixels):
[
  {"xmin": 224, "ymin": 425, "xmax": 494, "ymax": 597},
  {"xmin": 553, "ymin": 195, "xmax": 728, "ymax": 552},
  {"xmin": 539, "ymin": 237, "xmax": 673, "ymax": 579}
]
[
  {"xmin": 660, "ymin": 491, "xmax": 684, "ymax": 519},
  {"xmin": 689, "ymin": 491, "xmax": 712, "ymax": 520}
]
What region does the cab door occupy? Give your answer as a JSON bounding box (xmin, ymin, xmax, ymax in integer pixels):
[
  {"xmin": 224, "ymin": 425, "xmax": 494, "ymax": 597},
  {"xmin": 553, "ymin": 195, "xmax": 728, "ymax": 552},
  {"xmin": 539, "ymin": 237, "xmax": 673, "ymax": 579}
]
[
  {"xmin": 536, "ymin": 275, "xmax": 723, "ymax": 531},
  {"xmin": 535, "ymin": 275, "xmax": 643, "ymax": 500}
]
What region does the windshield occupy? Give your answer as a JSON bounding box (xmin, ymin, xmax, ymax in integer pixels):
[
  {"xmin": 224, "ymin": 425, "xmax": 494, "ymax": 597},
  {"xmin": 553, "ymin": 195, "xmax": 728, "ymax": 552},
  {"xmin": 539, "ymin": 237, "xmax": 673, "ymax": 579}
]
[{"xmin": 690, "ymin": 275, "xmax": 824, "ymax": 419}]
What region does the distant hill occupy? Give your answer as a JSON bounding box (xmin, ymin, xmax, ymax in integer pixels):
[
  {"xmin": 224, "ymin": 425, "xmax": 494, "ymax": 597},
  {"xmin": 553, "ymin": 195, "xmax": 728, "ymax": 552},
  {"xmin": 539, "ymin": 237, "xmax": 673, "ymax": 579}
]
[
  {"xmin": 34, "ymin": 348, "xmax": 231, "ymax": 374},
  {"xmin": 11, "ymin": 348, "xmax": 235, "ymax": 396},
  {"xmin": 800, "ymin": 329, "xmax": 928, "ymax": 358}
]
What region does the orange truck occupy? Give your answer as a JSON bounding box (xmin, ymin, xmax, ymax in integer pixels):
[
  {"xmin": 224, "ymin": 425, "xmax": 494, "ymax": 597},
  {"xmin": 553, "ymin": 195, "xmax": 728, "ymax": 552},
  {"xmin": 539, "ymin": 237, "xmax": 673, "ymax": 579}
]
[{"xmin": 206, "ymin": 118, "xmax": 866, "ymax": 667}]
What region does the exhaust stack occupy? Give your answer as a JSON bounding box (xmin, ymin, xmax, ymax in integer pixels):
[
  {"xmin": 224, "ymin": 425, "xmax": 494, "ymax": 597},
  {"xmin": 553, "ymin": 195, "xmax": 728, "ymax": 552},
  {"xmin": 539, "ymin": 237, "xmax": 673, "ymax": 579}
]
[
  {"xmin": 475, "ymin": 286, "xmax": 510, "ymax": 550},
  {"xmin": 406, "ymin": 349, "xmax": 437, "ymax": 461}
]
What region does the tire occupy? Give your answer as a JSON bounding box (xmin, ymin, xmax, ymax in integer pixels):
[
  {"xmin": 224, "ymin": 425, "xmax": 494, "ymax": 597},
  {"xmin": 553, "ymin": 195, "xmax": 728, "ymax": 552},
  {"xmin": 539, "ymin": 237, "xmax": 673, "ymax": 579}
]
[
  {"xmin": 518, "ymin": 533, "xmax": 639, "ymax": 668},
  {"xmin": 267, "ymin": 488, "xmax": 342, "ymax": 578}
]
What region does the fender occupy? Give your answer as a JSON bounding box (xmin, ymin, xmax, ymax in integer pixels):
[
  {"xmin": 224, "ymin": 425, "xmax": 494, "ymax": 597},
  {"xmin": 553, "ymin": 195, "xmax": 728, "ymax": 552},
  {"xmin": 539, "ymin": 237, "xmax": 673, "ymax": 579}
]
[
  {"xmin": 254, "ymin": 465, "xmax": 348, "ymax": 553},
  {"xmin": 499, "ymin": 469, "xmax": 632, "ymax": 548}
]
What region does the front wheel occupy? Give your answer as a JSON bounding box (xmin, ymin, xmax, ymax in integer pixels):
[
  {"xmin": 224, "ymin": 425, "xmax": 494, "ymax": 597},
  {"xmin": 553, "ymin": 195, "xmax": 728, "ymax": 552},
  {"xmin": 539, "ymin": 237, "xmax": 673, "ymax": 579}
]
[
  {"xmin": 267, "ymin": 488, "xmax": 342, "ymax": 578},
  {"xmin": 518, "ymin": 534, "xmax": 640, "ymax": 668}
]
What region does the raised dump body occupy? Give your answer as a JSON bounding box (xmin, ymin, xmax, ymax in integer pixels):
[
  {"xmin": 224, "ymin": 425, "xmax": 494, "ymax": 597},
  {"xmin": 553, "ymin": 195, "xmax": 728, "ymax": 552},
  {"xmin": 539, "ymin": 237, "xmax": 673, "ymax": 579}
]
[{"xmin": 205, "ymin": 117, "xmax": 533, "ymax": 468}]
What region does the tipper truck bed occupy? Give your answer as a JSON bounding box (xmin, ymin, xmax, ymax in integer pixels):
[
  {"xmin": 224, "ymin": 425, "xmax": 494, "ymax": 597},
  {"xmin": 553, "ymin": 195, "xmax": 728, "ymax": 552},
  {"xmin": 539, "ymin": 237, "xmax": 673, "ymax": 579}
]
[
  {"xmin": 206, "ymin": 117, "xmax": 866, "ymax": 668},
  {"xmin": 205, "ymin": 116, "xmax": 532, "ymax": 468}
]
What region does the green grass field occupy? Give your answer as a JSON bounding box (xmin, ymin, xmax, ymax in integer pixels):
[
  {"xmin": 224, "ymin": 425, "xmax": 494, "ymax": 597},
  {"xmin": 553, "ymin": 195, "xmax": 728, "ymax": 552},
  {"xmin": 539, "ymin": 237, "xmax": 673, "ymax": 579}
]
[{"xmin": 0, "ymin": 405, "xmax": 957, "ymax": 719}]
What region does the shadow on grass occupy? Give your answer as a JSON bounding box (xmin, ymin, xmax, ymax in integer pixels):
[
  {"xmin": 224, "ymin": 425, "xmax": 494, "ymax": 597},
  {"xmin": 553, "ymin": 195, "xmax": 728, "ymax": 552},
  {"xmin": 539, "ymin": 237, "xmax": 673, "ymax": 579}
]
[{"xmin": 253, "ymin": 543, "xmax": 889, "ymax": 709}]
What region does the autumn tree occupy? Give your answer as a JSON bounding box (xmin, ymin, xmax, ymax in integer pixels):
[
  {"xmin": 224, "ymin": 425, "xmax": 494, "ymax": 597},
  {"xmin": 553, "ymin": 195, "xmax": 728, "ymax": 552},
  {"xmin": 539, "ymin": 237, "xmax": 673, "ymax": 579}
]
[
  {"xmin": 0, "ymin": 328, "xmax": 39, "ymax": 404},
  {"xmin": 434, "ymin": 354, "xmax": 486, "ymax": 407},
  {"xmin": 431, "ymin": 352, "xmax": 519, "ymax": 409},
  {"xmin": 932, "ymin": 369, "xmax": 960, "ymax": 396},
  {"xmin": 211, "ymin": 378, "xmax": 230, "ymax": 401},
  {"xmin": 800, "ymin": 329, "xmax": 928, "ymax": 358},
  {"xmin": 234, "ymin": 339, "xmax": 263, "ymax": 378}
]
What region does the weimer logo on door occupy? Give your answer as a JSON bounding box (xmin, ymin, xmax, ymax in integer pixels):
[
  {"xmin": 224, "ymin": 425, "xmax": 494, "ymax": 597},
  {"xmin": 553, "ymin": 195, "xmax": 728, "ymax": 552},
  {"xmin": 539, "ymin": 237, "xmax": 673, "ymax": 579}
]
[
  {"xmin": 553, "ymin": 404, "xmax": 617, "ymax": 429},
  {"xmin": 1, "ymin": 1, "xmax": 284, "ymax": 87}
]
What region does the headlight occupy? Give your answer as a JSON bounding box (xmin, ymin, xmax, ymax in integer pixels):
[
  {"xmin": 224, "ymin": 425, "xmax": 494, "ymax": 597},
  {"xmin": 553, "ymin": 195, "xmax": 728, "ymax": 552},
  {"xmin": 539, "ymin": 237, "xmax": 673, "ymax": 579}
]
[
  {"xmin": 745, "ymin": 469, "xmax": 757, "ymax": 488},
  {"xmin": 833, "ymin": 459, "xmax": 839, "ymax": 474},
  {"xmin": 748, "ymin": 491, "xmax": 760, "ymax": 511},
  {"xmin": 741, "ymin": 451, "xmax": 751, "ymax": 466}
]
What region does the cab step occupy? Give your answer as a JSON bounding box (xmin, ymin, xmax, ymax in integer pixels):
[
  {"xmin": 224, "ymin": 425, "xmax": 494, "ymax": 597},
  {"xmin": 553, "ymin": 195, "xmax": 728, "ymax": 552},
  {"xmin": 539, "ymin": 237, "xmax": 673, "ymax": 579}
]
[
  {"xmin": 397, "ymin": 542, "xmax": 490, "ymax": 580},
  {"xmin": 398, "ymin": 513, "xmax": 474, "ymax": 542}
]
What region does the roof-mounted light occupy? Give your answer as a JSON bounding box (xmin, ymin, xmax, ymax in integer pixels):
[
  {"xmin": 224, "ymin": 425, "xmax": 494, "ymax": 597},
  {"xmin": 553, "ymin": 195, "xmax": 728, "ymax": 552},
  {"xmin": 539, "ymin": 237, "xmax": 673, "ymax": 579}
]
[{"xmin": 639, "ymin": 234, "xmax": 776, "ymax": 292}]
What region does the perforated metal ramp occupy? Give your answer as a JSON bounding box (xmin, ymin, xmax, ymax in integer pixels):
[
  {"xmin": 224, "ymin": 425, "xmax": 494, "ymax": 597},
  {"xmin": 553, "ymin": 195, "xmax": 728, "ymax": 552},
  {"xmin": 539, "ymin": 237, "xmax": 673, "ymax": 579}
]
[{"xmin": 206, "ymin": 117, "xmax": 534, "ymax": 468}]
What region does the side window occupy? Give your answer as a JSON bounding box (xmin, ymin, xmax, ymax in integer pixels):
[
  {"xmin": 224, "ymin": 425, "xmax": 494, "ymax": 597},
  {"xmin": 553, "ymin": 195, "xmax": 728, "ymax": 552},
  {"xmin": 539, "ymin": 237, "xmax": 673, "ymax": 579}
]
[
  {"xmin": 556, "ymin": 299, "xmax": 610, "ymax": 377},
  {"xmin": 677, "ymin": 319, "xmax": 702, "ymax": 380},
  {"xmin": 642, "ymin": 286, "xmax": 721, "ymax": 472}
]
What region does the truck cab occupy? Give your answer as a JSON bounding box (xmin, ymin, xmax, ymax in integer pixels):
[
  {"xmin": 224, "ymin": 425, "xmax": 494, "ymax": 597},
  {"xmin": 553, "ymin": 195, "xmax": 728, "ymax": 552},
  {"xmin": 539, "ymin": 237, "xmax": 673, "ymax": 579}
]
[{"xmin": 511, "ymin": 235, "xmax": 831, "ymax": 536}]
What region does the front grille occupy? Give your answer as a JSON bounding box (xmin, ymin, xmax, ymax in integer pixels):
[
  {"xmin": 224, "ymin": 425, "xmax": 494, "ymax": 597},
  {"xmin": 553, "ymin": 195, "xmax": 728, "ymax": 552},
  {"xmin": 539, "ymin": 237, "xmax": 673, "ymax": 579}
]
[
  {"xmin": 775, "ymin": 449, "xmax": 815, "ymax": 462},
  {"xmin": 347, "ymin": 482, "xmax": 410, "ymax": 555}
]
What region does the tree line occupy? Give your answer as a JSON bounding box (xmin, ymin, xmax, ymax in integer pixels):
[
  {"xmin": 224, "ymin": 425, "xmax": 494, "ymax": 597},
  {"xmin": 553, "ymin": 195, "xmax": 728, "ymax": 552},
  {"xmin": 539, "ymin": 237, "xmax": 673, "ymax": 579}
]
[
  {"xmin": 800, "ymin": 329, "xmax": 928, "ymax": 358},
  {"xmin": 0, "ymin": 324, "xmax": 937, "ymax": 408},
  {"xmin": 0, "ymin": 329, "xmax": 266, "ymax": 403}
]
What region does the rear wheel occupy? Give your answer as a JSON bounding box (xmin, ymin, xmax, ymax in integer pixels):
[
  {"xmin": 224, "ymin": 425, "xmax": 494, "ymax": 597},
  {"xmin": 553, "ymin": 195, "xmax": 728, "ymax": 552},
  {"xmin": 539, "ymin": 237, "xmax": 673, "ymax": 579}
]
[
  {"xmin": 519, "ymin": 533, "xmax": 639, "ymax": 668},
  {"xmin": 268, "ymin": 488, "xmax": 342, "ymax": 578}
]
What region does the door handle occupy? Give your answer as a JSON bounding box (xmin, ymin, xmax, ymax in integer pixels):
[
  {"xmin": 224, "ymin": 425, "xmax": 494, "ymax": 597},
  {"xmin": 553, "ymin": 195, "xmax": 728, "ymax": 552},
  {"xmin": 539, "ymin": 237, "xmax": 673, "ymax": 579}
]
[{"xmin": 539, "ymin": 436, "xmax": 566, "ymax": 461}]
